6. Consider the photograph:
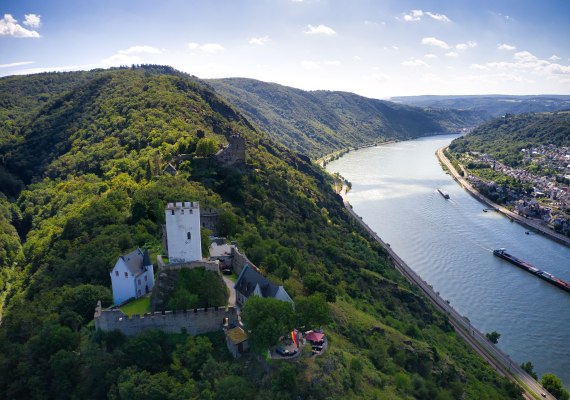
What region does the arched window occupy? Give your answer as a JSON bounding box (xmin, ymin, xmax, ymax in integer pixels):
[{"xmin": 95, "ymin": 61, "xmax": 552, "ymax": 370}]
[{"xmin": 187, "ymin": 232, "xmax": 191, "ymax": 240}]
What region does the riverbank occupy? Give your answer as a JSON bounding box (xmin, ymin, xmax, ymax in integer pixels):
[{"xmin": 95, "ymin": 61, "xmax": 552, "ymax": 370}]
[
  {"xmin": 337, "ymin": 183, "xmax": 552, "ymax": 400},
  {"xmin": 436, "ymin": 147, "xmax": 570, "ymax": 248},
  {"xmin": 316, "ymin": 140, "xmax": 398, "ymax": 167}
]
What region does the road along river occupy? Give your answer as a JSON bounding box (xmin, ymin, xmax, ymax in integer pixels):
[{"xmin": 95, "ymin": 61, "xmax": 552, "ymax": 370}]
[{"xmin": 327, "ymin": 134, "xmax": 570, "ymax": 389}]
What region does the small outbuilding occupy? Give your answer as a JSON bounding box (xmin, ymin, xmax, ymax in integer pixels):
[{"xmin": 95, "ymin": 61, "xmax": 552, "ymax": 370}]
[{"xmin": 225, "ymin": 326, "xmax": 249, "ymax": 358}]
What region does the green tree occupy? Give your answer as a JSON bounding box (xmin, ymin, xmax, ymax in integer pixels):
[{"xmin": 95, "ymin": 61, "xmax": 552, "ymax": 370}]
[
  {"xmin": 540, "ymin": 373, "xmax": 570, "ymax": 400},
  {"xmin": 520, "ymin": 361, "xmax": 537, "ymax": 380},
  {"xmin": 116, "ymin": 367, "xmax": 198, "ymax": 400},
  {"xmin": 170, "ymin": 336, "xmax": 213, "ymax": 380},
  {"xmin": 215, "ymin": 376, "xmax": 254, "ymax": 400},
  {"xmin": 215, "ymin": 210, "xmax": 240, "ymax": 237},
  {"xmin": 295, "ymin": 293, "xmax": 330, "ymax": 328},
  {"xmin": 201, "ymin": 228, "xmax": 212, "ymax": 257},
  {"xmin": 240, "ymin": 296, "xmax": 295, "ymax": 352},
  {"xmin": 485, "ymin": 331, "xmax": 501, "ymax": 344},
  {"xmin": 195, "ymin": 138, "xmax": 218, "ymax": 157}
]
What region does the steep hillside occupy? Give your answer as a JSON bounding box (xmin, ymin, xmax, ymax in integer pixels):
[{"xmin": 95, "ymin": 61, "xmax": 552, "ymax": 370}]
[
  {"xmin": 391, "ymin": 95, "xmax": 570, "ymax": 119},
  {"xmin": 209, "ymin": 78, "xmax": 485, "ymax": 159},
  {"xmin": 450, "ymin": 112, "xmax": 570, "ymax": 165},
  {"xmin": 0, "ymin": 67, "xmax": 520, "ymax": 399}
]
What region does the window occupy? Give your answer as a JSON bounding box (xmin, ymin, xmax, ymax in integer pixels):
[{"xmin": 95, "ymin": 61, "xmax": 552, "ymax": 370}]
[
  {"xmin": 181, "ymin": 209, "xmax": 184, "ymax": 214},
  {"xmin": 138, "ymin": 279, "xmax": 141, "ymax": 285},
  {"xmin": 124, "ymin": 272, "xmax": 128, "ymax": 278},
  {"xmin": 171, "ymin": 210, "xmax": 175, "ymax": 215},
  {"xmin": 144, "ymin": 275, "xmax": 148, "ymax": 281},
  {"xmin": 115, "ymin": 271, "xmax": 119, "ymax": 277},
  {"xmin": 187, "ymin": 232, "xmax": 191, "ymax": 240}
]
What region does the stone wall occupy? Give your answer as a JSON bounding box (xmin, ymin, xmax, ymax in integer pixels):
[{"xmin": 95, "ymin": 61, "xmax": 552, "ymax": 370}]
[
  {"xmin": 160, "ymin": 260, "xmax": 220, "ymax": 274},
  {"xmin": 94, "ymin": 301, "xmax": 238, "ymax": 336},
  {"xmin": 200, "ymin": 208, "xmax": 221, "ymax": 235},
  {"xmin": 231, "ymin": 246, "xmax": 257, "ymax": 276}
]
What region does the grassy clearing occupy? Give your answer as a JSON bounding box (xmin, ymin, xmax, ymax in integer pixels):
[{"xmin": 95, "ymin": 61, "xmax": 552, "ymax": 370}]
[{"xmin": 120, "ymin": 295, "xmax": 151, "ymax": 317}]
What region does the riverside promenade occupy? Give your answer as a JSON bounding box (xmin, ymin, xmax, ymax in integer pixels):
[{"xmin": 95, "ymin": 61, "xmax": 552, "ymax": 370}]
[
  {"xmin": 436, "ymin": 147, "xmax": 570, "ymax": 248},
  {"xmin": 338, "ymin": 184, "xmax": 553, "ymax": 400}
]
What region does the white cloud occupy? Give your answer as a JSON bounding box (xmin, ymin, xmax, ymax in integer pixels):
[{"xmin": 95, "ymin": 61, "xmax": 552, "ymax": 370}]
[
  {"xmin": 445, "ymin": 51, "xmax": 459, "ymax": 58},
  {"xmin": 498, "ymin": 43, "xmax": 516, "ymax": 51},
  {"xmin": 23, "ymin": 14, "xmax": 41, "ymax": 28},
  {"xmin": 370, "ymin": 73, "xmax": 390, "ymax": 82},
  {"xmin": 456, "ymin": 41, "xmax": 477, "ymax": 50},
  {"xmin": 421, "ymin": 37, "xmax": 449, "ymax": 49},
  {"xmin": 425, "ymin": 12, "xmax": 451, "ymax": 22},
  {"xmin": 303, "ymin": 24, "xmax": 336, "ymax": 36},
  {"xmin": 0, "ymin": 14, "xmax": 40, "ymax": 38},
  {"xmin": 403, "ymin": 10, "xmax": 423, "ymax": 22},
  {"xmin": 424, "ymin": 54, "xmax": 437, "ymax": 59},
  {"xmin": 513, "ymin": 51, "xmax": 538, "ymax": 62},
  {"xmin": 11, "ymin": 64, "xmax": 98, "ymax": 75},
  {"xmin": 249, "ymin": 35, "xmax": 270, "ymax": 45},
  {"xmin": 401, "ymin": 58, "xmax": 430, "ymax": 68},
  {"xmin": 119, "ymin": 45, "xmax": 162, "ymax": 55},
  {"xmin": 301, "ymin": 60, "xmax": 340, "ymax": 70},
  {"xmin": 0, "ymin": 61, "xmax": 34, "ymax": 68},
  {"xmin": 188, "ymin": 42, "xmax": 225, "ymax": 53},
  {"xmin": 102, "ymin": 53, "xmax": 141, "ymax": 66},
  {"xmin": 301, "ymin": 61, "xmax": 320, "ymax": 70},
  {"xmin": 477, "ymin": 50, "xmax": 570, "ymax": 83},
  {"xmin": 549, "ymin": 55, "xmax": 561, "ymax": 61},
  {"xmin": 102, "ymin": 45, "xmax": 163, "ymax": 66},
  {"xmin": 402, "ymin": 10, "xmax": 450, "ymax": 22},
  {"xmin": 470, "ymin": 64, "xmax": 489, "ymax": 71}
]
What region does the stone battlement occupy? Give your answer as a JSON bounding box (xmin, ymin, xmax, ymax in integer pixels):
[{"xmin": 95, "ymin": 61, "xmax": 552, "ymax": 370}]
[
  {"xmin": 166, "ymin": 201, "xmax": 199, "ymax": 210},
  {"xmin": 94, "ymin": 301, "xmax": 237, "ymax": 336}
]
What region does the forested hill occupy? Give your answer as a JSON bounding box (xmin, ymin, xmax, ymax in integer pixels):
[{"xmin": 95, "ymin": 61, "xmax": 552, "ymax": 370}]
[
  {"xmin": 0, "ymin": 66, "xmax": 520, "ymax": 399},
  {"xmin": 449, "ymin": 112, "xmax": 570, "ymax": 165},
  {"xmin": 209, "ymin": 78, "xmax": 486, "ymax": 159},
  {"xmin": 391, "ymin": 95, "xmax": 570, "ymax": 119}
]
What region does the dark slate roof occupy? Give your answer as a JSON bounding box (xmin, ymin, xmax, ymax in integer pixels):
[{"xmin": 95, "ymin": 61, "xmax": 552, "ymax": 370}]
[
  {"xmin": 120, "ymin": 248, "xmax": 151, "ymax": 276},
  {"xmin": 235, "ymin": 265, "xmax": 280, "ymax": 299},
  {"xmin": 142, "ymin": 249, "xmax": 152, "ymax": 268}
]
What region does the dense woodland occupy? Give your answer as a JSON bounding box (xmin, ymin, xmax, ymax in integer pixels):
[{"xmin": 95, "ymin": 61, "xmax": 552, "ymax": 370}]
[
  {"xmin": 209, "ymin": 78, "xmax": 486, "ymax": 159},
  {"xmin": 0, "ymin": 66, "xmax": 523, "ymax": 399},
  {"xmin": 450, "ymin": 112, "xmax": 570, "ymax": 166}
]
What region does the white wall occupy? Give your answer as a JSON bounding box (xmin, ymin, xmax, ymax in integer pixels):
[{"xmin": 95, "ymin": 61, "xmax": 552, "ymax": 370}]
[
  {"xmin": 165, "ymin": 201, "xmax": 202, "ymax": 262},
  {"xmin": 111, "ymin": 259, "xmax": 136, "ymax": 305}
]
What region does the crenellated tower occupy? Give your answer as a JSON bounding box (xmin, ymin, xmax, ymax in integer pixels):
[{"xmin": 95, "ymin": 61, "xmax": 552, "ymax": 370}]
[{"xmin": 165, "ymin": 201, "xmax": 202, "ymax": 262}]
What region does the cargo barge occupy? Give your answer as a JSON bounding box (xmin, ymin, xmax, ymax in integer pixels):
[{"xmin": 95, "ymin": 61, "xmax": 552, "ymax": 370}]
[
  {"xmin": 437, "ymin": 189, "xmax": 450, "ymax": 199},
  {"xmin": 493, "ymin": 248, "xmax": 570, "ymax": 294}
]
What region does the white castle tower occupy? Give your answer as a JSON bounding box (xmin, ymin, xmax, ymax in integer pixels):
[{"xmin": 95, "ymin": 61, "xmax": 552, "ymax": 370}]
[{"xmin": 165, "ymin": 201, "xmax": 202, "ymax": 263}]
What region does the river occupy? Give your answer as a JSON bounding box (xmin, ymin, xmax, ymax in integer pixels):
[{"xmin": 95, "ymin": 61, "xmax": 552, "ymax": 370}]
[{"xmin": 327, "ymin": 134, "xmax": 570, "ymax": 387}]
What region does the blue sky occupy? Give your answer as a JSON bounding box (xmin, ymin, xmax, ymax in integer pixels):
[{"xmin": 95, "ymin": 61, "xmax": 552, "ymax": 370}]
[{"xmin": 1, "ymin": 0, "xmax": 569, "ymax": 98}]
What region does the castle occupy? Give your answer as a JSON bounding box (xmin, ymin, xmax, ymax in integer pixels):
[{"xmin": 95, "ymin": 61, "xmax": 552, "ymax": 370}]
[
  {"xmin": 165, "ymin": 201, "xmax": 202, "ymax": 263},
  {"xmin": 215, "ymin": 134, "xmax": 246, "ymax": 166}
]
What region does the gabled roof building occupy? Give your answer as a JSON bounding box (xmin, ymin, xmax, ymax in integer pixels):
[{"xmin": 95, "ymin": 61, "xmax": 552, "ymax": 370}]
[
  {"xmin": 234, "ymin": 264, "xmax": 293, "ymax": 306},
  {"xmin": 110, "ymin": 248, "xmax": 155, "ymax": 305}
]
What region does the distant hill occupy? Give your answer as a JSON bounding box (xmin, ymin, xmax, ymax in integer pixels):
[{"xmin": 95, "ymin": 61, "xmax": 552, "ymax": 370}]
[
  {"xmin": 391, "ymin": 95, "xmax": 570, "ymax": 119},
  {"xmin": 209, "ymin": 78, "xmax": 485, "ymax": 159},
  {"xmin": 449, "ymin": 112, "xmax": 570, "ymax": 165}
]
